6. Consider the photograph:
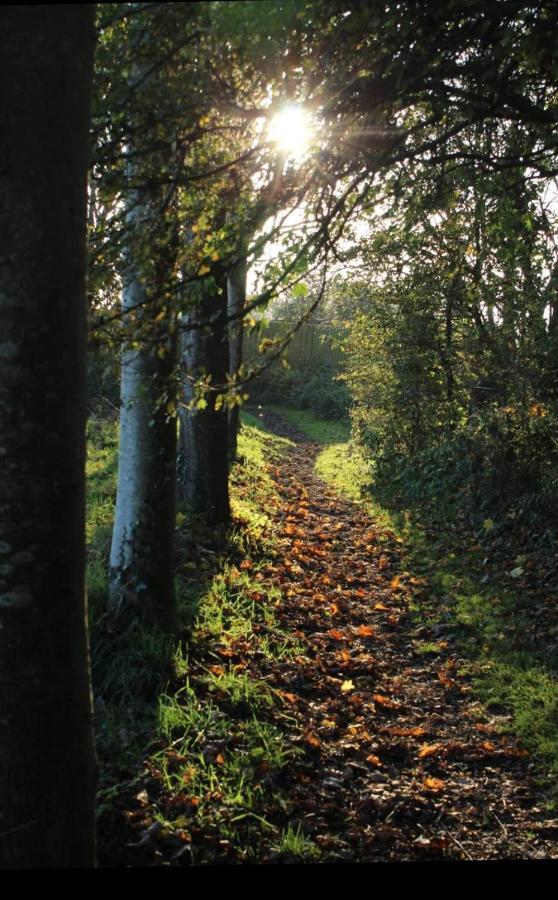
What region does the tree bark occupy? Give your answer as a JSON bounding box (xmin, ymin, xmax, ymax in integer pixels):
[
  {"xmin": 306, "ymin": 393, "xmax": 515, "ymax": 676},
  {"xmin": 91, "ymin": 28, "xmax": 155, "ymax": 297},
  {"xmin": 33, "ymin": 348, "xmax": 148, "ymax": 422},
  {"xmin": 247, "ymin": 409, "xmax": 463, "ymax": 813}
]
[
  {"xmin": 178, "ymin": 275, "xmax": 231, "ymax": 527},
  {"xmin": 108, "ymin": 220, "xmax": 179, "ymax": 634},
  {"xmin": 0, "ymin": 6, "xmax": 97, "ymax": 867},
  {"xmin": 227, "ymin": 248, "xmax": 248, "ymax": 460}
]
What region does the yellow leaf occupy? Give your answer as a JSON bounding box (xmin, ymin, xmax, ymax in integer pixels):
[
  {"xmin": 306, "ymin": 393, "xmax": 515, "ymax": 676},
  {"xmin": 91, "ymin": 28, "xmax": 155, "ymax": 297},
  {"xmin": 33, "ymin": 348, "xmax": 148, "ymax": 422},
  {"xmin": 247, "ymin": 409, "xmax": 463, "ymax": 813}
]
[
  {"xmin": 483, "ymin": 518, "xmax": 495, "ymax": 532},
  {"xmin": 341, "ymin": 679, "xmax": 354, "ymax": 692},
  {"xmin": 198, "ymin": 264, "xmax": 211, "ymax": 275},
  {"xmin": 423, "ymin": 776, "xmax": 445, "ymax": 792}
]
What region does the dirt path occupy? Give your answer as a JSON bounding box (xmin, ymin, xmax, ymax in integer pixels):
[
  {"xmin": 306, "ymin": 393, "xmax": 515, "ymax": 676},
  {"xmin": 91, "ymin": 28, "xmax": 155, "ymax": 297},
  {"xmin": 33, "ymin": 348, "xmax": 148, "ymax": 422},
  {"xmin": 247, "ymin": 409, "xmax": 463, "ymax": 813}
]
[{"xmin": 257, "ymin": 410, "xmax": 557, "ymax": 861}]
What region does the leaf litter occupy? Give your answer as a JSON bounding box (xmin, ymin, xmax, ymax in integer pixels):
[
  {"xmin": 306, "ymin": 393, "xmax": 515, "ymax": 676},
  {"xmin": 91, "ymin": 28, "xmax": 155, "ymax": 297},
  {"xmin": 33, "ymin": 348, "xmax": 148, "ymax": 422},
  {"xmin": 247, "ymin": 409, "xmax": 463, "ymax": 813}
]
[{"xmin": 98, "ymin": 411, "xmax": 558, "ymax": 864}]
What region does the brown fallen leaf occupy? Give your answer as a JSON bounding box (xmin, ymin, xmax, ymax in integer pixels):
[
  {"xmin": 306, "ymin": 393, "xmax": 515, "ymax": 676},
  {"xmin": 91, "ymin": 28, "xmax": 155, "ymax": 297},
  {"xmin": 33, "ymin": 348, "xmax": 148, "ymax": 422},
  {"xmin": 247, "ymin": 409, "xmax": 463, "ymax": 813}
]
[
  {"xmin": 304, "ymin": 730, "xmax": 321, "ymax": 749},
  {"xmin": 357, "ymin": 624, "xmax": 375, "ymax": 637},
  {"xmin": 418, "ymin": 742, "xmax": 444, "ymax": 758},
  {"xmin": 373, "ymin": 693, "xmax": 398, "ymax": 709},
  {"xmin": 366, "ymin": 754, "xmax": 383, "ymax": 767},
  {"xmin": 386, "ymin": 725, "xmax": 428, "ymax": 738},
  {"xmin": 328, "ymin": 628, "xmax": 345, "ymax": 641}
]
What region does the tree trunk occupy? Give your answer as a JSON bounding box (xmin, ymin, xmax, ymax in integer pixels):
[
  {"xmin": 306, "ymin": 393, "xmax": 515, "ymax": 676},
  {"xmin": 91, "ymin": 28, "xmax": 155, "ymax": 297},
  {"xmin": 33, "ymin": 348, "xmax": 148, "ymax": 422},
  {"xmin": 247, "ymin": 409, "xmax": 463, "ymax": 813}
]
[
  {"xmin": 178, "ymin": 275, "xmax": 231, "ymax": 526},
  {"xmin": 0, "ymin": 6, "xmax": 97, "ymax": 867},
  {"xmin": 227, "ymin": 249, "xmax": 248, "ymax": 460},
  {"xmin": 108, "ymin": 227, "xmax": 179, "ymax": 633}
]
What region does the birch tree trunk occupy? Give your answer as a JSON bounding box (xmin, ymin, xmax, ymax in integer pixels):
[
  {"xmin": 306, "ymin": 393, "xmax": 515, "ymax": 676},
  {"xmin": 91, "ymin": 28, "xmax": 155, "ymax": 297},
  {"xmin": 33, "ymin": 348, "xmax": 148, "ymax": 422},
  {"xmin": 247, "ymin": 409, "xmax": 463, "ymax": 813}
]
[
  {"xmin": 227, "ymin": 248, "xmax": 248, "ymax": 461},
  {"xmin": 0, "ymin": 6, "xmax": 97, "ymax": 867},
  {"xmin": 178, "ymin": 275, "xmax": 231, "ymax": 526},
  {"xmin": 108, "ymin": 236, "xmax": 179, "ymax": 633}
]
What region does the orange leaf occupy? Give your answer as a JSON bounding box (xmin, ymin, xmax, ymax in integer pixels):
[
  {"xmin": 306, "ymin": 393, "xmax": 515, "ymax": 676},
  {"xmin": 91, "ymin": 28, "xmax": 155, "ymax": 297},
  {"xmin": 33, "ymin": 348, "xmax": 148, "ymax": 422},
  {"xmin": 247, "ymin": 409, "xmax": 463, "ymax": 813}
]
[
  {"xmin": 437, "ymin": 671, "xmax": 455, "ymax": 688},
  {"xmin": 481, "ymin": 740, "xmax": 497, "ymax": 753},
  {"xmin": 279, "ymin": 691, "xmax": 298, "ymax": 704},
  {"xmin": 357, "ymin": 624, "xmax": 375, "ymax": 637},
  {"xmin": 329, "ymin": 602, "xmax": 340, "ymax": 616},
  {"xmin": 386, "ymin": 725, "xmax": 428, "ymax": 738},
  {"xmin": 423, "ymin": 776, "xmax": 445, "ymax": 791},
  {"xmin": 390, "ymin": 575, "xmax": 401, "ymax": 590},
  {"xmin": 373, "ymin": 693, "xmax": 397, "ymax": 708},
  {"xmin": 284, "ymin": 523, "xmax": 298, "ymax": 536},
  {"xmin": 304, "ymin": 730, "xmax": 321, "ymax": 749},
  {"xmin": 366, "ymin": 754, "xmax": 383, "ymax": 767},
  {"xmin": 215, "ymin": 753, "xmax": 225, "ymax": 765},
  {"xmin": 418, "ymin": 742, "xmax": 443, "ymax": 758},
  {"xmin": 239, "ymin": 559, "xmax": 253, "ymax": 570},
  {"xmin": 328, "ymin": 629, "xmax": 345, "ymax": 641}
]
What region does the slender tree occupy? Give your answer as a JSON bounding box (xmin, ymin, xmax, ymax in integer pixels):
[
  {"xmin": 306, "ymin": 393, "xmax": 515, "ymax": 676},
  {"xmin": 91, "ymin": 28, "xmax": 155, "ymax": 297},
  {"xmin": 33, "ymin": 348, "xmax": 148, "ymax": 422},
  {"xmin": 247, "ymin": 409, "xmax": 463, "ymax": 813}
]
[
  {"xmin": 178, "ymin": 270, "xmax": 231, "ymax": 527},
  {"xmin": 0, "ymin": 6, "xmax": 97, "ymax": 867},
  {"xmin": 227, "ymin": 241, "xmax": 249, "ymax": 460}
]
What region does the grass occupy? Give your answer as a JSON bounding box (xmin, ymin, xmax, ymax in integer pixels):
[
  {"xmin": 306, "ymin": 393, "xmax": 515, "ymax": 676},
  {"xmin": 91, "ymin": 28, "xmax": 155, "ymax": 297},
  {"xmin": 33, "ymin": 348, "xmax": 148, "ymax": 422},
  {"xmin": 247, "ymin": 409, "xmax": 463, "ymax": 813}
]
[
  {"xmin": 278, "ymin": 405, "xmax": 558, "ymax": 790},
  {"xmin": 87, "ymin": 410, "xmax": 306, "ymax": 862}
]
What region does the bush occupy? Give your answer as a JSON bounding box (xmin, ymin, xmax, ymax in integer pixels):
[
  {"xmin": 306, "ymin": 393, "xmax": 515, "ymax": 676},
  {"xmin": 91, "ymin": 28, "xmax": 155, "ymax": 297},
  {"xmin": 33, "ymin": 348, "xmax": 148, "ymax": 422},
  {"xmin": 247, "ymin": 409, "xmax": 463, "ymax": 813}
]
[{"xmin": 248, "ymin": 358, "xmax": 349, "ymax": 420}]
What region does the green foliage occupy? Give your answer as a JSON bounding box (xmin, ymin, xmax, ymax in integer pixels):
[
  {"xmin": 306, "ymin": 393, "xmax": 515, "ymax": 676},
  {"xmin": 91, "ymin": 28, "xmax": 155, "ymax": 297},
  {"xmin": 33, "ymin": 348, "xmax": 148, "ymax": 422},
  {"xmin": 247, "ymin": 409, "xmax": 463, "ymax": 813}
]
[{"xmin": 250, "ymin": 358, "xmax": 349, "ymax": 420}]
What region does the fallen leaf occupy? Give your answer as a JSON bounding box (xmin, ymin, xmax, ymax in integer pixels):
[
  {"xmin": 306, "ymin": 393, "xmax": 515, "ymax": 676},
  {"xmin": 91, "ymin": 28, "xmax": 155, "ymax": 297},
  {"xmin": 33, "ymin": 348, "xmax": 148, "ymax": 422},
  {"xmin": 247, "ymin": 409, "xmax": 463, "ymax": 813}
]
[
  {"xmin": 373, "ymin": 693, "xmax": 398, "ymax": 708},
  {"xmin": 418, "ymin": 742, "xmax": 443, "ymax": 758},
  {"xmin": 386, "ymin": 725, "xmax": 428, "ymax": 738},
  {"xmin": 328, "ymin": 629, "xmax": 346, "ymax": 641},
  {"xmin": 357, "ymin": 624, "xmax": 375, "ymax": 637},
  {"xmin": 423, "ymin": 776, "xmax": 445, "ymax": 791},
  {"xmin": 279, "ymin": 691, "xmax": 298, "ymax": 704},
  {"xmin": 304, "ymin": 730, "xmax": 321, "ymax": 749},
  {"xmin": 366, "ymin": 754, "xmax": 383, "ymax": 767},
  {"xmin": 341, "ymin": 679, "xmax": 354, "ymax": 692}
]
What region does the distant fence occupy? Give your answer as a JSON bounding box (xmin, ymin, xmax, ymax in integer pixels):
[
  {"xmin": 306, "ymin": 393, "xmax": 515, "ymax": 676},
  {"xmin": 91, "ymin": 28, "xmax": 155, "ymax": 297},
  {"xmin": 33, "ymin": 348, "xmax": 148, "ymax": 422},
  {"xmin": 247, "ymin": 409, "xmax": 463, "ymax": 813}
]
[{"xmin": 244, "ymin": 321, "xmax": 344, "ymax": 368}]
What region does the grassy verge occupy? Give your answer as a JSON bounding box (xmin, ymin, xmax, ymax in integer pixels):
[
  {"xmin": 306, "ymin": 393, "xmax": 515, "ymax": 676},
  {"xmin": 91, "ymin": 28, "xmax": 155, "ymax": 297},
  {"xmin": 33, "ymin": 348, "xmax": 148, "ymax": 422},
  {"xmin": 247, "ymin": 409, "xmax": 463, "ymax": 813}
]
[
  {"xmin": 87, "ymin": 412, "xmax": 320, "ymax": 863},
  {"xmin": 279, "ymin": 406, "xmax": 558, "ymax": 794}
]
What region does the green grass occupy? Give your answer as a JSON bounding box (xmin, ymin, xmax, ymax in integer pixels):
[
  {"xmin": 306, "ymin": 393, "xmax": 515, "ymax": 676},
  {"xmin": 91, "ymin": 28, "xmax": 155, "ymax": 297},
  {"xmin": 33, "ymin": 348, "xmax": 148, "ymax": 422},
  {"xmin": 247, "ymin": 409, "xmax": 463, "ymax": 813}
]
[
  {"xmin": 268, "ymin": 404, "xmax": 350, "ymax": 444},
  {"xmin": 272, "ymin": 405, "xmax": 558, "ymax": 791},
  {"xmin": 272, "ymin": 823, "xmax": 321, "ymax": 861},
  {"xmin": 87, "ymin": 411, "xmax": 305, "ymax": 861}
]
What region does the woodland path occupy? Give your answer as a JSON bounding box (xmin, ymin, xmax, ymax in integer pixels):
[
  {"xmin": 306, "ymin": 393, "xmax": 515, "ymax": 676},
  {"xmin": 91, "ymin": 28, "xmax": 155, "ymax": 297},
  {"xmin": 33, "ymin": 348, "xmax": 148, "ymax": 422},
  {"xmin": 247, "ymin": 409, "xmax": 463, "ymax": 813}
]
[{"xmin": 253, "ymin": 410, "xmax": 557, "ymax": 861}]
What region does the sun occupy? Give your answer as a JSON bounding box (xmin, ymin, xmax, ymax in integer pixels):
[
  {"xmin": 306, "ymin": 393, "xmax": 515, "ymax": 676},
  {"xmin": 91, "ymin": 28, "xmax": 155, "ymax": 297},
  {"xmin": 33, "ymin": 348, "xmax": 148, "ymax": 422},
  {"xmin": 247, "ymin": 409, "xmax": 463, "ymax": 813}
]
[{"xmin": 267, "ymin": 104, "xmax": 312, "ymax": 161}]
